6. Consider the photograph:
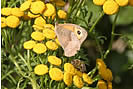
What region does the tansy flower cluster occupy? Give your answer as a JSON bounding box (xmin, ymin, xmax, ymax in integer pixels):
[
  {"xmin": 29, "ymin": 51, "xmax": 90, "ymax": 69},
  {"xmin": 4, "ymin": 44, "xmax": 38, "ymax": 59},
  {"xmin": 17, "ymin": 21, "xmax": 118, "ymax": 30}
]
[
  {"xmin": 1, "ymin": 0, "xmax": 67, "ymax": 28},
  {"xmin": 93, "ymin": 0, "xmax": 131, "ymax": 15},
  {"xmin": 96, "ymin": 58, "xmax": 113, "ymax": 89},
  {"xmin": 34, "ymin": 57, "xmax": 93, "ymax": 88},
  {"xmin": 1, "ymin": 8, "xmax": 23, "ymax": 28},
  {"xmin": 23, "ymin": 23, "xmax": 60, "ymax": 54}
]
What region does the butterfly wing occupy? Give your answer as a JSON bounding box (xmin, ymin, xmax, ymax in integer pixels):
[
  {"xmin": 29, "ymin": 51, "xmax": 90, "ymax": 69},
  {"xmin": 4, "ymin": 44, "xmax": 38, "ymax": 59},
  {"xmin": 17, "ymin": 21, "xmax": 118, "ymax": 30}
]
[
  {"xmin": 75, "ymin": 25, "xmax": 88, "ymax": 45},
  {"xmin": 64, "ymin": 32, "xmax": 80, "ymax": 57},
  {"xmin": 55, "ymin": 24, "xmax": 72, "ymax": 49},
  {"xmin": 55, "ymin": 24, "xmax": 87, "ymax": 57}
]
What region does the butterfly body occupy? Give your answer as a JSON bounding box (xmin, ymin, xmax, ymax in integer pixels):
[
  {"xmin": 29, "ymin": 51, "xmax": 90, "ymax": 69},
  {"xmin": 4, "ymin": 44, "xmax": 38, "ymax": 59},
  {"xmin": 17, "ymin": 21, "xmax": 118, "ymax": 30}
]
[{"xmin": 55, "ymin": 23, "xmax": 87, "ymax": 57}]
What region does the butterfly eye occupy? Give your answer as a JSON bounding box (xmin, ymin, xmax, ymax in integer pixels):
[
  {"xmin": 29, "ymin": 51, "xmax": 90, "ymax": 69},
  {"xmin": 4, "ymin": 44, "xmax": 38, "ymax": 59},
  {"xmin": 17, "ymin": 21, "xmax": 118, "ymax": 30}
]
[
  {"xmin": 77, "ymin": 30, "xmax": 81, "ymax": 35},
  {"xmin": 74, "ymin": 28, "xmax": 82, "ymax": 39}
]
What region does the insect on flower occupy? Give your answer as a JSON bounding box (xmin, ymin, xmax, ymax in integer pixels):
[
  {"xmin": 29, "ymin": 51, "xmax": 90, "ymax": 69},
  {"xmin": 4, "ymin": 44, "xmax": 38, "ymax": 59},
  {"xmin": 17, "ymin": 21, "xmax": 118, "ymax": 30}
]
[{"xmin": 71, "ymin": 59, "xmax": 86, "ymax": 73}]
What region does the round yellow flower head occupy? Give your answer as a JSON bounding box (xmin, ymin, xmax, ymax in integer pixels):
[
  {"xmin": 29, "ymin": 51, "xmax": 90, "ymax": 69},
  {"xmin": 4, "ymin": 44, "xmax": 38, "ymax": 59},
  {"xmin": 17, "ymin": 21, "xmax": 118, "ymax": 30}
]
[
  {"xmin": 46, "ymin": 41, "xmax": 58, "ymax": 50},
  {"xmin": 48, "ymin": 56, "xmax": 62, "ymax": 66},
  {"xmin": 1, "ymin": 8, "xmax": 12, "ymax": 16},
  {"xmin": 57, "ymin": 10, "xmax": 67, "ymax": 19},
  {"xmin": 50, "ymin": 0, "xmax": 66, "ymax": 7},
  {"xmin": 82, "ymin": 73, "xmax": 93, "ymax": 85},
  {"xmin": 30, "ymin": 1, "xmax": 45, "ymax": 14},
  {"xmin": 11, "ymin": 8, "xmax": 24, "ymax": 17},
  {"xmin": 20, "ymin": 0, "xmax": 32, "ymax": 11},
  {"xmin": 108, "ymin": 81, "xmax": 112, "ymax": 89},
  {"xmin": 103, "ymin": 68, "xmax": 113, "ymax": 81},
  {"xmin": 103, "ymin": 0, "xmax": 119, "ymax": 15},
  {"xmin": 49, "ymin": 68, "xmax": 63, "ymax": 81},
  {"xmin": 34, "ymin": 16, "xmax": 46, "ymax": 27},
  {"xmin": 6, "ymin": 16, "xmax": 20, "ymax": 28},
  {"xmin": 33, "ymin": 25, "xmax": 44, "ymax": 31},
  {"xmin": 23, "ymin": 40, "xmax": 36, "ymax": 49},
  {"xmin": 28, "ymin": 11, "xmax": 40, "ymax": 18},
  {"xmin": 1, "ymin": 17, "xmax": 7, "ymax": 28},
  {"xmin": 93, "ymin": 0, "xmax": 106, "ymax": 6},
  {"xmin": 98, "ymin": 66, "xmax": 107, "ymax": 80},
  {"xmin": 34, "ymin": 64, "xmax": 48, "ymax": 75},
  {"xmin": 55, "ymin": 38, "xmax": 61, "ymax": 46},
  {"xmin": 129, "ymin": 0, "xmax": 133, "ymax": 6},
  {"xmin": 96, "ymin": 58, "xmax": 107, "ymax": 69},
  {"xmin": 44, "ymin": 24, "xmax": 55, "ymax": 30},
  {"xmin": 73, "ymin": 75, "xmax": 84, "ymax": 88},
  {"xmin": 33, "ymin": 43, "xmax": 47, "ymax": 54},
  {"xmin": 115, "ymin": 0, "xmax": 129, "ymax": 6},
  {"xmin": 31, "ymin": 31, "xmax": 45, "ymax": 41},
  {"xmin": 64, "ymin": 63, "xmax": 76, "ymax": 75},
  {"xmin": 75, "ymin": 69, "xmax": 83, "ymax": 77},
  {"xmin": 43, "ymin": 3, "xmax": 56, "ymax": 17},
  {"xmin": 43, "ymin": 28, "xmax": 56, "ymax": 39},
  {"xmin": 97, "ymin": 80, "xmax": 107, "ymax": 89},
  {"xmin": 63, "ymin": 72, "xmax": 73, "ymax": 86}
]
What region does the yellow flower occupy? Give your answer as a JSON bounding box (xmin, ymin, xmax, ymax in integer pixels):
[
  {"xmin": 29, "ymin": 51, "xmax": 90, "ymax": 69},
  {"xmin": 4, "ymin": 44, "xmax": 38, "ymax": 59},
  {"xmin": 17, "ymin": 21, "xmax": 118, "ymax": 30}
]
[
  {"xmin": 96, "ymin": 59, "xmax": 107, "ymax": 69},
  {"xmin": 64, "ymin": 63, "xmax": 76, "ymax": 75},
  {"xmin": 129, "ymin": 0, "xmax": 133, "ymax": 6},
  {"xmin": 48, "ymin": 56, "xmax": 62, "ymax": 66},
  {"xmin": 34, "ymin": 64, "xmax": 48, "ymax": 75},
  {"xmin": 103, "ymin": 0, "xmax": 119, "ymax": 15},
  {"xmin": 31, "ymin": 31, "xmax": 45, "ymax": 41},
  {"xmin": 50, "ymin": 0, "xmax": 66, "ymax": 7},
  {"xmin": 34, "ymin": 16, "xmax": 46, "ymax": 27},
  {"xmin": 30, "ymin": 1, "xmax": 45, "ymax": 14},
  {"xmin": 11, "ymin": 8, "xmax": 24, "ymax": 17},
  {"xmin": 5, "ymin": 16, "xmax": 20, "ymax": 28},
  {"xmin": 20, "ymin": 0, "xmax": 31, "ymax": 11},
  {"xmin": 43, "ymin": 28, "xmax": 56, "ymax": 39},
  {"xmin": 28, "ymin": 11, "xmax": 40, "ymax": 18},
  {"xmin": 107, "ymin": 81, "xmax": 112, "ymax": 89},
  {"xmin": 49, "ymin": 68, "xmax": 63, "ymax": 81},
  {"xmin": 82, "ymin": 73, "xmax": 93, "ymax": 85},
  {"xmin": 33, "ymin": 43, "xmax": 47, "ymax": 54},
  {"xmin": 46, "ymin": 41, "xmax": 58, "ymax": 50},
  {"xmin": 115, "ymin": 0, "xmax": 129, "ymax": 6},
  {"xmin": 43, "ymin": 3, "xmax": 56, "ymax": 17},
  {"xmin": 73, "ymin": 75, "xmax": 84, "ymax": 88},
  {"xmin": 1, "ymin": 8, "xmax": 12, "ymax": 16},
  {"xmin": 75, "ymin": 69, "xmax": 83, "ymax": 77},
  {"xmin": 23, "ymin": 40, "xmax": 36, "ymax": 49},
  {"xmin": 1, "ymin": 17, "xmax": 7, "ymax": 28},
  {"xmin": 103, "ymin": 68, "xmax": 113, "ymax": 81},
  {"xmin": 57, "ymin": 10, "xmax": 67, "ymax": 19},
  {"xmin": 33, "ymin": 25, "xmax": 44, "ymax": 31},
  {"xmin": 63, "ymin": 72, "xmax": 72, "ymax": 86},
  {"xmin": 93, "ymin": 0, "xmax": 106, "ymax": 6},
  {"xmin": 98, "ymin": 66, "xmax": 107, "ymax": 80},
  {"xmin": 97, "ymin": 80, "xmax": 107, "ymax": 89},
  {"xmin": 55, "ymin": 38, "xmax": 61, "ymax": 46},
  {"xmin": 44, "ymin": 24, "xmax": 55, "ymax": 30}
]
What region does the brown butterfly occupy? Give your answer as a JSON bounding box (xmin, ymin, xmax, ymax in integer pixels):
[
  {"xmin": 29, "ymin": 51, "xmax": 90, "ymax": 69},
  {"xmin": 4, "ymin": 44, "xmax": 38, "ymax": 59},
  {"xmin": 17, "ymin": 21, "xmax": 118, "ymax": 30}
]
[{"xmin": 55, "ymin": 23, "xmax": 88, "ymax": 57}]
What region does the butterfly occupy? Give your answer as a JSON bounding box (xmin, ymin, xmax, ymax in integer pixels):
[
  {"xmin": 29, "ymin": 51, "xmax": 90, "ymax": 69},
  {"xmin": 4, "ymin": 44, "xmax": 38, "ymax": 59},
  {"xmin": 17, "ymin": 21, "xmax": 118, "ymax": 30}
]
[{"xmin": 55, "ymin": 23, "xmax": 88, "ymax": 57}]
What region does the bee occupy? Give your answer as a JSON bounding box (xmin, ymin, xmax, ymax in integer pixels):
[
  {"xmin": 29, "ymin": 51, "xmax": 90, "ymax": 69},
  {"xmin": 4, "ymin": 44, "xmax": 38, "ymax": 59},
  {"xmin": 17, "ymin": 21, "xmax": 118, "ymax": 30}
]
[{"xmin": 71, "ymin": 59, "xmax": 86, "ymax": 73}]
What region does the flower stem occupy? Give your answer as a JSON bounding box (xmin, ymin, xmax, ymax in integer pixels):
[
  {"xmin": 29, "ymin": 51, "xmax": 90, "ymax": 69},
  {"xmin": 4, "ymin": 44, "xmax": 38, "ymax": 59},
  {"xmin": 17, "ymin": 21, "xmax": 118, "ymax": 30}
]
[
  {"xmin": 89, "ymin": 11, "xmax": 104, "ymax": 33},
  {"xmin": 104, "ymin": 12, "xmax": 119, "ymax": 59}
]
